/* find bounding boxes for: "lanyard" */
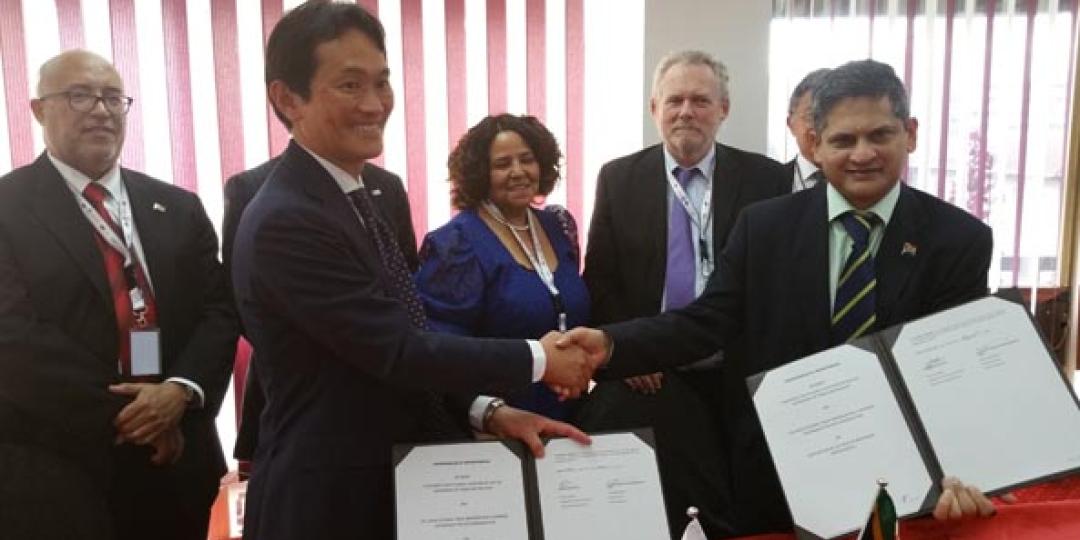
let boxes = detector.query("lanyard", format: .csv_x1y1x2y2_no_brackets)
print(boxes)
482,201,567,332
73,188,152,315
667,171,714,278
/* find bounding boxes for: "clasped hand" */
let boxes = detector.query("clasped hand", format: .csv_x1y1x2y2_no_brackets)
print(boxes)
538,328,612,399
110,382,189,465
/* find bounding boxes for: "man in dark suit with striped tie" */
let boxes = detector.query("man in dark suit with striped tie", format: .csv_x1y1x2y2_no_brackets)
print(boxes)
561,59,999,537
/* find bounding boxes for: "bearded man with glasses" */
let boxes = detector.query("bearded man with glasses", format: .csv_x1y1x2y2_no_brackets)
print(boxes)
0,49,237,540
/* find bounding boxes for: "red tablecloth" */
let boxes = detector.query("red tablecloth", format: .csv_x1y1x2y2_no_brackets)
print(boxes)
734,476,1080,540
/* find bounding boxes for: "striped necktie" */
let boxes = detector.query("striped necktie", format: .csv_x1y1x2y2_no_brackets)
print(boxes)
831,211,879,344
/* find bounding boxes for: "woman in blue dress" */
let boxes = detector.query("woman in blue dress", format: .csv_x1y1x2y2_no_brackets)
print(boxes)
415,114,589,421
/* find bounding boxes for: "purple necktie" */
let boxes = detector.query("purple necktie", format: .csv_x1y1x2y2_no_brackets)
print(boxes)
664,166,698,311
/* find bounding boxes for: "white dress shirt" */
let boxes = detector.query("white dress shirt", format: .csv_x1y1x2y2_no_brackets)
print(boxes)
661,145,717,309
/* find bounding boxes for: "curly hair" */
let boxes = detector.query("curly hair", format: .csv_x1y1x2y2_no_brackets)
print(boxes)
447,114,563,210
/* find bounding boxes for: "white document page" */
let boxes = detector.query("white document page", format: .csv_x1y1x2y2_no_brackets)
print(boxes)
534,433,668,540
892,296,1080,490
753,345,932,539
395,441,529,540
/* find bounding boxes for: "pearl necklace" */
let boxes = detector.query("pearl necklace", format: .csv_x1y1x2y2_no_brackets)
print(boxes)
482,201,530,231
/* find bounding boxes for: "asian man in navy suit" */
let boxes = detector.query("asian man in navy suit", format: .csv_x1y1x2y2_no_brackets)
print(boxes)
231,3,597,539
562,59,1001,537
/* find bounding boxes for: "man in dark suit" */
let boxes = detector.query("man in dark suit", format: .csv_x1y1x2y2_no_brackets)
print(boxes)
0,50,237,539
784,68,831,193
579,50,788,538
222,157,417,463
564,59,998,537
233,4,595,539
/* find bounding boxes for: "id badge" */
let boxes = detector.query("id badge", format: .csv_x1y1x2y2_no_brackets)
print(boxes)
129,328,162,377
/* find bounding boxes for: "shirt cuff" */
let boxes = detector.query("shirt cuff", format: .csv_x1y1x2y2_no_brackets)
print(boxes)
469,396,498,431
526,339,546,383
165,377,205,409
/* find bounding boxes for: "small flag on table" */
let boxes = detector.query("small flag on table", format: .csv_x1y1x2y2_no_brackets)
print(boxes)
681,506,707,540
858,480,898,540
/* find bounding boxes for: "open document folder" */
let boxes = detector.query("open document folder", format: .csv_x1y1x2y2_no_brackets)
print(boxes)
748,296,1080,540
393,430,668,540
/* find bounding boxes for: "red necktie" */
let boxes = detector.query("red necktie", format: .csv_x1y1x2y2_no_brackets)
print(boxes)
82,182,158,375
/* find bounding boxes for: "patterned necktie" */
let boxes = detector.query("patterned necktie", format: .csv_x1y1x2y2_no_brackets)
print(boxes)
831,211,878,344
348,187,461,438
83,182,158,375
664,166,698,311
348,187,427,329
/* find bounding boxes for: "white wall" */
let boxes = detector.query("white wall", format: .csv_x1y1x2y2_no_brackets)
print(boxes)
642,0,773,154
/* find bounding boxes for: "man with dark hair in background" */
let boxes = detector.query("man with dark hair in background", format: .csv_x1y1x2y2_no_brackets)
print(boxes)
785,68,831,192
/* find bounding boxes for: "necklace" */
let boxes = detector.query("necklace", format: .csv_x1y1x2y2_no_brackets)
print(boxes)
482,201,530,231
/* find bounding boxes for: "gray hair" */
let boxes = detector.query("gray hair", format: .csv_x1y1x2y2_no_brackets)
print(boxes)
812,59,909,133
651,50,729,102
787,68,830,117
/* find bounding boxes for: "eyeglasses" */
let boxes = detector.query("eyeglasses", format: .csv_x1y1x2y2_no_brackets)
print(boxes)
38,90,134,115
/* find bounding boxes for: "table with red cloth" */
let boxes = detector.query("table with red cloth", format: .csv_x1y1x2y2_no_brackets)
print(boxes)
732,475,1080,540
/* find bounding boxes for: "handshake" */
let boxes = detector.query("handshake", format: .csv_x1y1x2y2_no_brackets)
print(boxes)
538,327,612,399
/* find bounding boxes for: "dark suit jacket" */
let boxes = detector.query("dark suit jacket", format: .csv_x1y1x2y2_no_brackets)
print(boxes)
222,156,418,461
783,158,797,193
602,182,993,536
579,142,788,538
584,143,790,323
0,154,237,533
233,141,534,540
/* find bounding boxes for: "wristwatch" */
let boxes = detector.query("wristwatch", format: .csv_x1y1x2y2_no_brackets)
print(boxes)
481,397,507,433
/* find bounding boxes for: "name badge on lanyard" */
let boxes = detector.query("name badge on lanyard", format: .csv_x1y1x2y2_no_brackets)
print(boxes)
483,201,567,332
667,172,714,278
130,329,162,377
74,187,161,377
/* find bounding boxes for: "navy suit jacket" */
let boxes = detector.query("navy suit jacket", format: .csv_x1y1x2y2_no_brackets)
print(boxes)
233,142,533,539
222,156,419,461
602,182,993,535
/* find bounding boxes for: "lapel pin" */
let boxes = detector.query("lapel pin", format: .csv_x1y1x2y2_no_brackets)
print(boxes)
370,188,382,196
901,242,917,257
152,202,167,213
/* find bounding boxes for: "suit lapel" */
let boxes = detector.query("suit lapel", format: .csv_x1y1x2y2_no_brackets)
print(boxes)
710,143,744,248
875,185,925,326
124,172,173,316
792,185,832,352
284,142,380,261
635,146,670,307
29,156,111,303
